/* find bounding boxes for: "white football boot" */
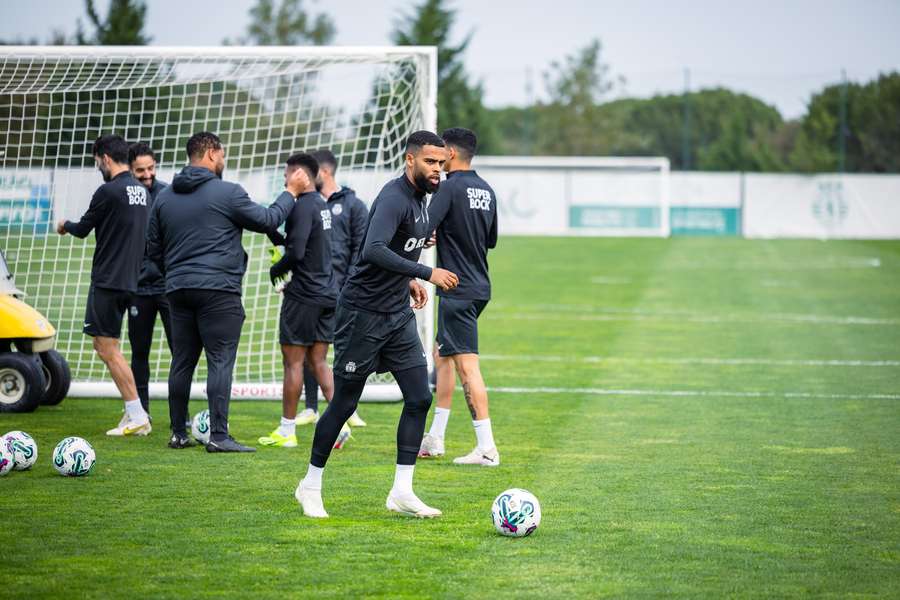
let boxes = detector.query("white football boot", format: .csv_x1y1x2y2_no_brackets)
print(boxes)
295,481,328,518
106,412,152,436
417,433,445,458
452,446,500,467
386,489,442,518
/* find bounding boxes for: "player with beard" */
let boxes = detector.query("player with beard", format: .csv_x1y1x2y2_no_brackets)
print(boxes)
127,142,174,421
56,134,151,436
295,131,459,518
147,131,308,452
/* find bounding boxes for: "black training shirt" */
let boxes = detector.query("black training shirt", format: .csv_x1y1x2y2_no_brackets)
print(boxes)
427,169,498,300
136,178,169,295
325,187,368,290
272,191,338,307
340,175,433,313
64,170,149,292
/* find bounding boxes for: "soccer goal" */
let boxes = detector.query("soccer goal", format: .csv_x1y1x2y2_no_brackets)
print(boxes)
0,45,437,401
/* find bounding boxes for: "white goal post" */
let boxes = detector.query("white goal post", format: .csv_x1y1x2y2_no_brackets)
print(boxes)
0,45,438,401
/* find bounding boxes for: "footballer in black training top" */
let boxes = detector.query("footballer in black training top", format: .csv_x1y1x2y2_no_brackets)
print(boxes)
57,134,151,437
419,127,500,467
295,130,459,519
260,153,340,449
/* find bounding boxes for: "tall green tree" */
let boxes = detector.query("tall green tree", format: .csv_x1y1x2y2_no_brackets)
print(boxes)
76,0,150,45
391,0,498,153
790,72,900,173
228,0,335,46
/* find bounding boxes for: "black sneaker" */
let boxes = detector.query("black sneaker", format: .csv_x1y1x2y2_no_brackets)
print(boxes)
168,432,195,449
206,436,256,453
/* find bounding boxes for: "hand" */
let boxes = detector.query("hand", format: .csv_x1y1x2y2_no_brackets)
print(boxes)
409,280,427,309
269,264,283,288
423,233,436,249
428,267,458,291
56,220,67,235
285,168,310,197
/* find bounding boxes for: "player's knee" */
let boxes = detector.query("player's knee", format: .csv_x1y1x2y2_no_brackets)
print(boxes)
92,337,117,362
453,355,480,380
403,390,432,415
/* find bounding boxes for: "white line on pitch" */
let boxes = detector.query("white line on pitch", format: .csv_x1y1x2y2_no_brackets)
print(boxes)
480,354,900,367
486,386,900,401
491,310,899,326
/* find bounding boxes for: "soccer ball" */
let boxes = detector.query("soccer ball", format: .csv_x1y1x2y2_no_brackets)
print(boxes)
52,437,96,477
4,430,37,470
0,439,14,476
191,409,210,445
491,488,541,537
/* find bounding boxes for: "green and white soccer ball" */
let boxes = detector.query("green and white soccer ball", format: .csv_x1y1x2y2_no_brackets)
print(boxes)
191,409,210,445
4,430,37,470
52,437,95,477
491,488,541,537
0,438,14,476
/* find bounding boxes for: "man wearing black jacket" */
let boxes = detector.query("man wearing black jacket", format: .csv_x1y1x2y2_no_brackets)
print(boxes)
127,142,172,419
294,149,369,427
57,134,151,437
295,131,459,519
147,132,308,452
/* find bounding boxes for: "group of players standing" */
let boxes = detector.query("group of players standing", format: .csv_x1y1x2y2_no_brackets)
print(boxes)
59,127,498,518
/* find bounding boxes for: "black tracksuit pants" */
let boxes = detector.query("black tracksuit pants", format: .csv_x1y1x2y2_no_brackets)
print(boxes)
127,293,173,415
167,289,244,440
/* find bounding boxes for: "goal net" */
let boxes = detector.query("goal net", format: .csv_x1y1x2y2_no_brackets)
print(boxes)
0,46,437,401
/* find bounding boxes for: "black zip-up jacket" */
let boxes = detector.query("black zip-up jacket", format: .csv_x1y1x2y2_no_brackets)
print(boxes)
340,175,433,314
147,166,294,295
64,170,149,292
136,178,169,296
325,186,368,290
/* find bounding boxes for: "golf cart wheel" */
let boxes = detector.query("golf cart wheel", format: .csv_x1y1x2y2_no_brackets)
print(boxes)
0,352,46,413
40,350,71,406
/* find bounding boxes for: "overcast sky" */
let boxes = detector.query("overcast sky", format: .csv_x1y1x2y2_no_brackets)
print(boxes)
2,0,899,119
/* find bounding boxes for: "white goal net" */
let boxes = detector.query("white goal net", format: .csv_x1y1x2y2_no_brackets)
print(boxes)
0,46,437,401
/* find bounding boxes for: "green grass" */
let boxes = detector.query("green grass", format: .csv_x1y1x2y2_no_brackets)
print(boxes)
2,237,899,598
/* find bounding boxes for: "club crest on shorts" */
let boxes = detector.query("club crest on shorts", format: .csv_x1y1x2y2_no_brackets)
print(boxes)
344,361,357,373
130,306,139,317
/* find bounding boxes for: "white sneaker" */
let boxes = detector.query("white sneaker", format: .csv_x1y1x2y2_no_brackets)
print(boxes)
296,408,319,425
452,446,500,467
333,423,352,449
418,433,445,458
295,481,328,518
347,410,367,427
386,489,442,518
106,412,152,436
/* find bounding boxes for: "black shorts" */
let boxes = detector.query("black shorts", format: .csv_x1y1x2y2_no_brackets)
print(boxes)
436,297,488,357
332,303,427,381
83,285,133,338
279,296,335,346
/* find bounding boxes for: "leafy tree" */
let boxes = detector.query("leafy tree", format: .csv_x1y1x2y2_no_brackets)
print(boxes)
76,0,151,45
790,72,900,173
227,0,335,46
391,0,498,153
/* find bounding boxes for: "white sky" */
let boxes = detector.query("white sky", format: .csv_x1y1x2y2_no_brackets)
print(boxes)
2,0,899,119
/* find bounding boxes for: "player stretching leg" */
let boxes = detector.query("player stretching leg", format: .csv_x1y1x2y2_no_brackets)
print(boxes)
295,131,458,518
419,128,500,466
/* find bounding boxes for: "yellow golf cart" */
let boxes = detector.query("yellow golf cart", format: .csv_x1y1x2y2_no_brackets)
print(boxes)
0,249,70,412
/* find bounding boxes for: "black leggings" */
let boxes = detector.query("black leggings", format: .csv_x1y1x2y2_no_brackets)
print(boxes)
303,363,318,411
310,366,431,468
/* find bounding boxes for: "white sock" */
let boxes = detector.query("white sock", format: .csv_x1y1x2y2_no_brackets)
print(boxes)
124,399,145,420
392,464,415,494
302,464,324,490
429,407,450,438
277,417,296,437
473,418,495,450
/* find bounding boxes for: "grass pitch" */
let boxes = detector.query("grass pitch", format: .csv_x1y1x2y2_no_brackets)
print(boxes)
1,237,899,598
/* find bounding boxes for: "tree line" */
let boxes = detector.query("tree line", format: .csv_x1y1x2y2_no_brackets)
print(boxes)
3,0,897,173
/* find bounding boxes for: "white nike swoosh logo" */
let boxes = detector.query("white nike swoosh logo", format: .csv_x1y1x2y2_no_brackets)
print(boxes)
415,216,421,222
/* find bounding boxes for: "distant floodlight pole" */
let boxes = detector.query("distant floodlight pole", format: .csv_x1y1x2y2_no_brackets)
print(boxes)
838,68,848,173
682,67,691,171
